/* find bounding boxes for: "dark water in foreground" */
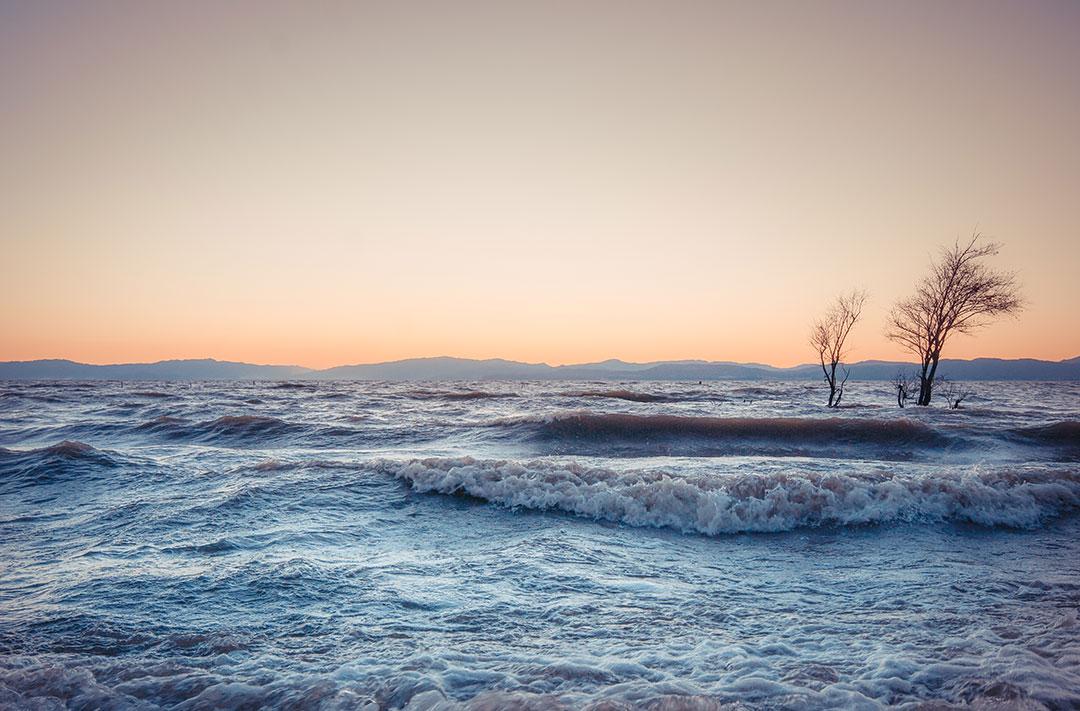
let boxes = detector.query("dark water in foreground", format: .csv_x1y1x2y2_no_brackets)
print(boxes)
1,380,1079,709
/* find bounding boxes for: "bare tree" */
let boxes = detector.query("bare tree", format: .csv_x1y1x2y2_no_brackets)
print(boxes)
936,377,973,409
892,369,918,408
886,233,1022,406
810,290,867,408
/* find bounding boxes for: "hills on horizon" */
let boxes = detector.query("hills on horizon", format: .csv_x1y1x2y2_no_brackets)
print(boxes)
2,355,1079,381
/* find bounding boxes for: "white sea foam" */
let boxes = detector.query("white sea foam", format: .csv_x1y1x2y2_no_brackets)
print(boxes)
386,457,1080,533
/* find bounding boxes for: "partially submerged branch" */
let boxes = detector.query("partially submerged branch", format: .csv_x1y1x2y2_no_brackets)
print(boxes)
892,369,918,408
936,376,974,410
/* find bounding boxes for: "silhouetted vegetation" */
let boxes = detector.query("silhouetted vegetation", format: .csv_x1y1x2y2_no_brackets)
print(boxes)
886,233,1022,406
810,290,867,407
936,377,973,409
892,370,918,408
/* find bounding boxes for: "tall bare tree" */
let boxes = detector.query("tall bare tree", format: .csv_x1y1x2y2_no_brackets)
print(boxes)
810,290,867,407
886,233,1022,406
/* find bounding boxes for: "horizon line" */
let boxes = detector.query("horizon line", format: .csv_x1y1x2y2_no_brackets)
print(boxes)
5,353,1078,372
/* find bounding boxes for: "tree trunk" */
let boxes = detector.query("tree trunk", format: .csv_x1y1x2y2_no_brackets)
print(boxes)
916,361,930,406
918,356,940,406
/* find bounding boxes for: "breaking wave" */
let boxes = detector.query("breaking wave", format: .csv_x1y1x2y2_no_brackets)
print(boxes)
386,457,1080,534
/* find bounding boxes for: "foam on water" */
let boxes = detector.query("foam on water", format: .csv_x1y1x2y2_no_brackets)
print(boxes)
388,457,1080,533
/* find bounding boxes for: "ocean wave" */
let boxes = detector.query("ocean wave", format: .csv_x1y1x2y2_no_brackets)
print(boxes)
1013,420,1080,446
507,413,947,443
406,389,519,401
0,440,119,465
197,415,297,443
729,386,776,397
445,392,518,401
386,457,1080,533
0,441,122,487
130,414,300,446
571,389,671,403
493,413,955,459
135,415,189,433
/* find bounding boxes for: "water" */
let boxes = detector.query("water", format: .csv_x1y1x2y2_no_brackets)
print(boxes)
1,379,1078,709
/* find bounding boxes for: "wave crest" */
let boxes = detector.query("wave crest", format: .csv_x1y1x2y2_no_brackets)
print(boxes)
133,414,296,443
1015,421,1080,446
0,440,117,463
571,390,671,403
0,441,122,487
535,413,945,442
386,457,1080,534
201,415,292,438
491,413,955,459
406,389,518,401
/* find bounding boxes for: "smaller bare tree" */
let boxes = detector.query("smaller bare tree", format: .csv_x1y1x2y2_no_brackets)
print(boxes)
936,376,973,409
810,290,868,408
892,370,918,408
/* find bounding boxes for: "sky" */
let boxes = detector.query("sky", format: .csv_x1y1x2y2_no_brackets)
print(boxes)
2,0,1078,369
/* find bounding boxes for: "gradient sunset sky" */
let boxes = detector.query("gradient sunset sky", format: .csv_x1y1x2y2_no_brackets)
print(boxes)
2,1,1078,368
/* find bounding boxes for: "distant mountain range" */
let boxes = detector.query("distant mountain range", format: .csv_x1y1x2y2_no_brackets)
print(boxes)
2,356,1078,381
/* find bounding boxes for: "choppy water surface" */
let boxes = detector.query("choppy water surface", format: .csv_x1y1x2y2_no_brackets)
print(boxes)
1,379,1079,709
